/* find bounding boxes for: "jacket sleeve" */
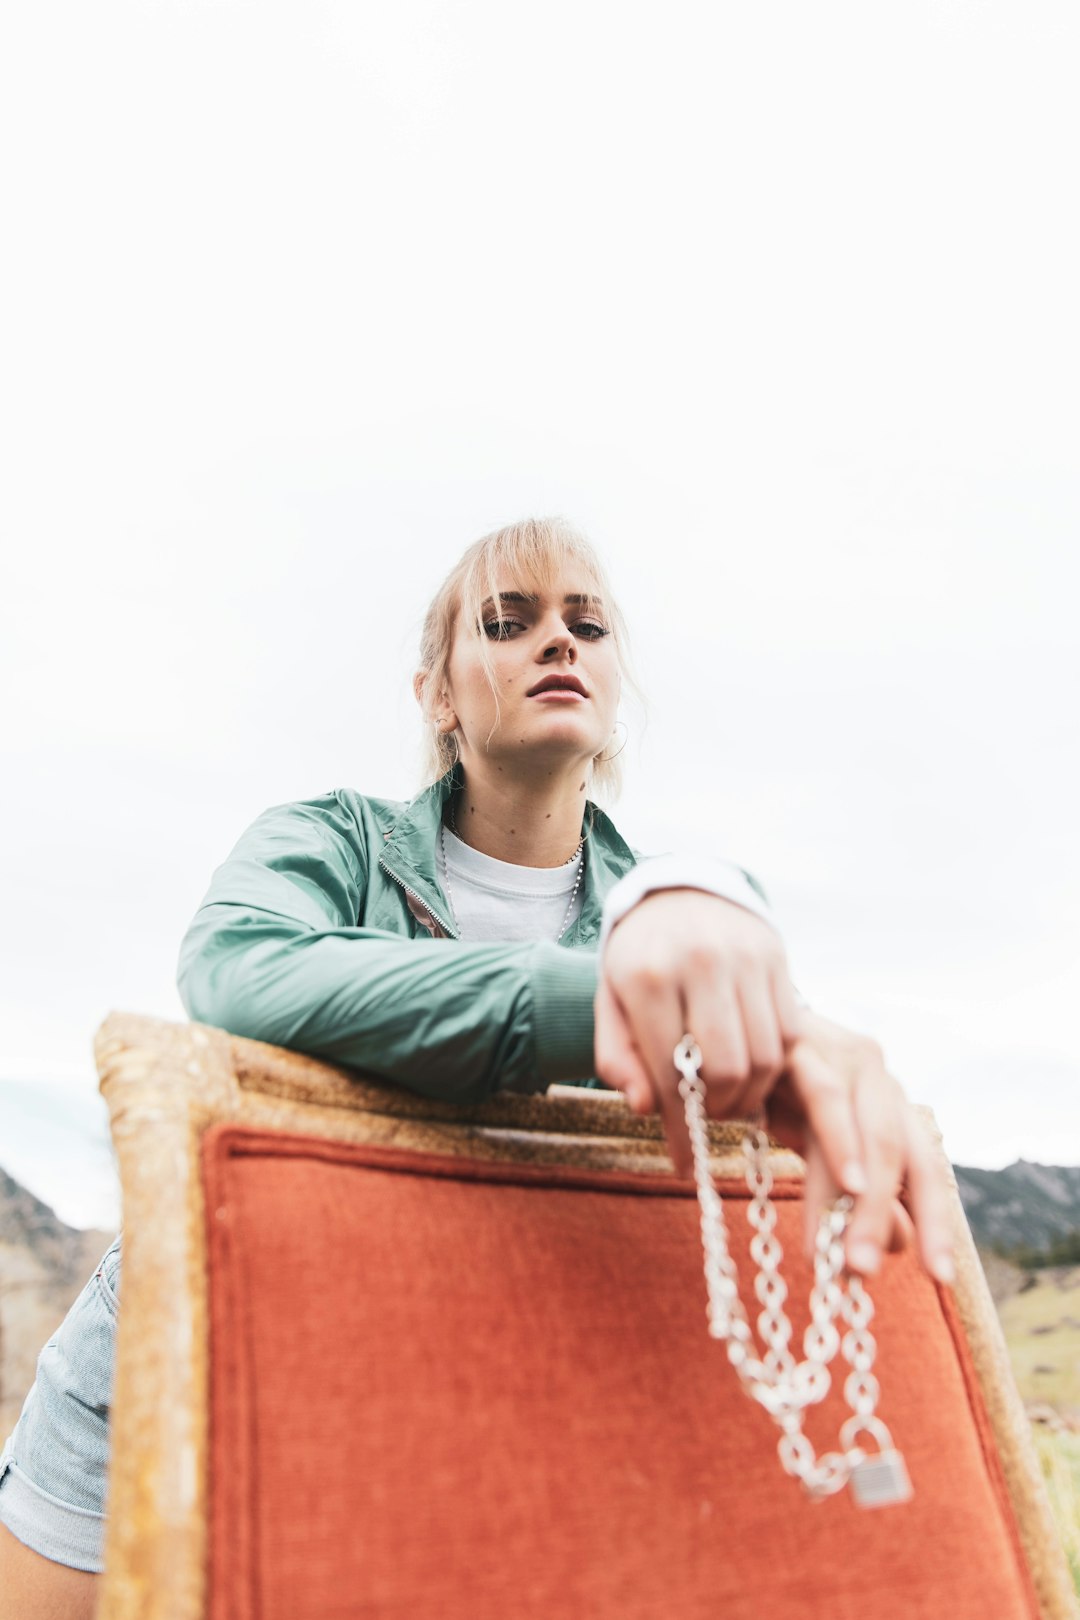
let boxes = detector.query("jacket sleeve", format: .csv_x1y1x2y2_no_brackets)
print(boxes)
175,795,597,1105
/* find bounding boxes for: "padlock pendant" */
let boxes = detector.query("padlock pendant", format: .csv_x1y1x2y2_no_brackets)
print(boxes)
849,1447,913,1508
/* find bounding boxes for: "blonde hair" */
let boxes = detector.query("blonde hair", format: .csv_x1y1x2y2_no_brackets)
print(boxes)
414,516,639,803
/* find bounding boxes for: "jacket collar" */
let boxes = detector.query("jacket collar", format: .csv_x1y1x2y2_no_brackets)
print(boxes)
378,764,638,945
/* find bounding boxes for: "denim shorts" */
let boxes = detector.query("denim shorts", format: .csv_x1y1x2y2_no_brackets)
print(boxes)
0,1233,119,1573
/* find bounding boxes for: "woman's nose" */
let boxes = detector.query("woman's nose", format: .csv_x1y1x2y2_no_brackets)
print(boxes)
542,629,576,661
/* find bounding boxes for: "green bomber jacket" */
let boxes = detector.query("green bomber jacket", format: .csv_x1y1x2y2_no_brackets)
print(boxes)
176,764,766,1104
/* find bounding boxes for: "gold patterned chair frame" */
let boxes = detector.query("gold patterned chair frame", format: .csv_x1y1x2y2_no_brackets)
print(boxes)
92,1011,1078,1620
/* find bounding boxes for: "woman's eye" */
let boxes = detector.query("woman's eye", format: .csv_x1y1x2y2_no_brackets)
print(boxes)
482,618,526,640
573,621,610,641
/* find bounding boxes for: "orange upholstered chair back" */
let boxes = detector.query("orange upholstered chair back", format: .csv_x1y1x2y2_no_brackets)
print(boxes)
93,1014,1076,1620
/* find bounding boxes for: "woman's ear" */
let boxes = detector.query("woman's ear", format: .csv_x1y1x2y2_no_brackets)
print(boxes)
434,698,459,735
418,673,458,736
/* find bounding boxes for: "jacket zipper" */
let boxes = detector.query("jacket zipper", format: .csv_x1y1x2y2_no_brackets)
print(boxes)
378,856,460,941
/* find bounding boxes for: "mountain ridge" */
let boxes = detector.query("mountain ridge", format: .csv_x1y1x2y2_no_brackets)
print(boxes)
952,1159,1080,1254
0,1164,116,1437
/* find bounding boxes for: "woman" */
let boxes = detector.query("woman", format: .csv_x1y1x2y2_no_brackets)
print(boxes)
0,515,954,1610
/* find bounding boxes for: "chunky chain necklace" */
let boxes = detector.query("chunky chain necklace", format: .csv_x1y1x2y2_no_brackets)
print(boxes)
674,1034,912,1508
440,801,585,943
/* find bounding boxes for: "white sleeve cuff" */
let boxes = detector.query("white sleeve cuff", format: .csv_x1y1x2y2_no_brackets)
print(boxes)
598,855,779,957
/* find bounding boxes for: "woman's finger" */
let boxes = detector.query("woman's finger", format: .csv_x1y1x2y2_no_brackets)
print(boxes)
900,1108,957,1285
771,959,807,1048
682,963,785,1124
683,971,751,1094
614,975,694,1174
734,969,785,1078
680,990,756,1140
781,1041,867,1199
844,1051,907,1276
718,972,784,1119
802,1136,835,1261
593,976,656,1114
799,1147,919,1264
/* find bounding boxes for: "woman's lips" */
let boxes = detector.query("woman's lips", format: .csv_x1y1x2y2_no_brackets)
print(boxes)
528,690,587,700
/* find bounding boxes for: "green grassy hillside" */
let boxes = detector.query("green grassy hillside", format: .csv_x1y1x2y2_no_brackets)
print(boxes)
1032,1427,1080,1597
988,1259,1080,1597
997,1265,1080,1416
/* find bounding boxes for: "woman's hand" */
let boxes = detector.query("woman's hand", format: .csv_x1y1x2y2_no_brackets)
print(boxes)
594,888,803,1170
765,1011,955,1285
593,891,956,1287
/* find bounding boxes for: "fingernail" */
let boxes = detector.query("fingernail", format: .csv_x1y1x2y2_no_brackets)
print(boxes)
848,1240,880,1275
932,1252,956,1285
841,1160,868,1195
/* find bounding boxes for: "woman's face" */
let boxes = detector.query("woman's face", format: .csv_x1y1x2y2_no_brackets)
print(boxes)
440,571,621,776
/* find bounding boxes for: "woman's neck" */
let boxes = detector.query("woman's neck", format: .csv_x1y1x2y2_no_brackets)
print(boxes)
449,760,589,867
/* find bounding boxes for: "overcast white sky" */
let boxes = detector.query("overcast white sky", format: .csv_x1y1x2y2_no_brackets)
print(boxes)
2,0,1078,1228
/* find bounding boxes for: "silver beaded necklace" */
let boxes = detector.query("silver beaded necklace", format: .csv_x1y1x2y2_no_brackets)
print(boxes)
440,800,586,942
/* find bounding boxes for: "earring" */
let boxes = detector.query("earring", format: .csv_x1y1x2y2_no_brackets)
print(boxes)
596,720,628,764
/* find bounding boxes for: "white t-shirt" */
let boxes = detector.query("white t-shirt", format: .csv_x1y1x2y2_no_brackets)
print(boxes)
437,824,585,941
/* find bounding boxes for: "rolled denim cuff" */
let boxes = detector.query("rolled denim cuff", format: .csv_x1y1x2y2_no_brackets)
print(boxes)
0,1438,107,1574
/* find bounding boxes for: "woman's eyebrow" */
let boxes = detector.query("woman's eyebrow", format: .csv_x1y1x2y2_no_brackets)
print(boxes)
480,592,534,611
480,592,602,610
